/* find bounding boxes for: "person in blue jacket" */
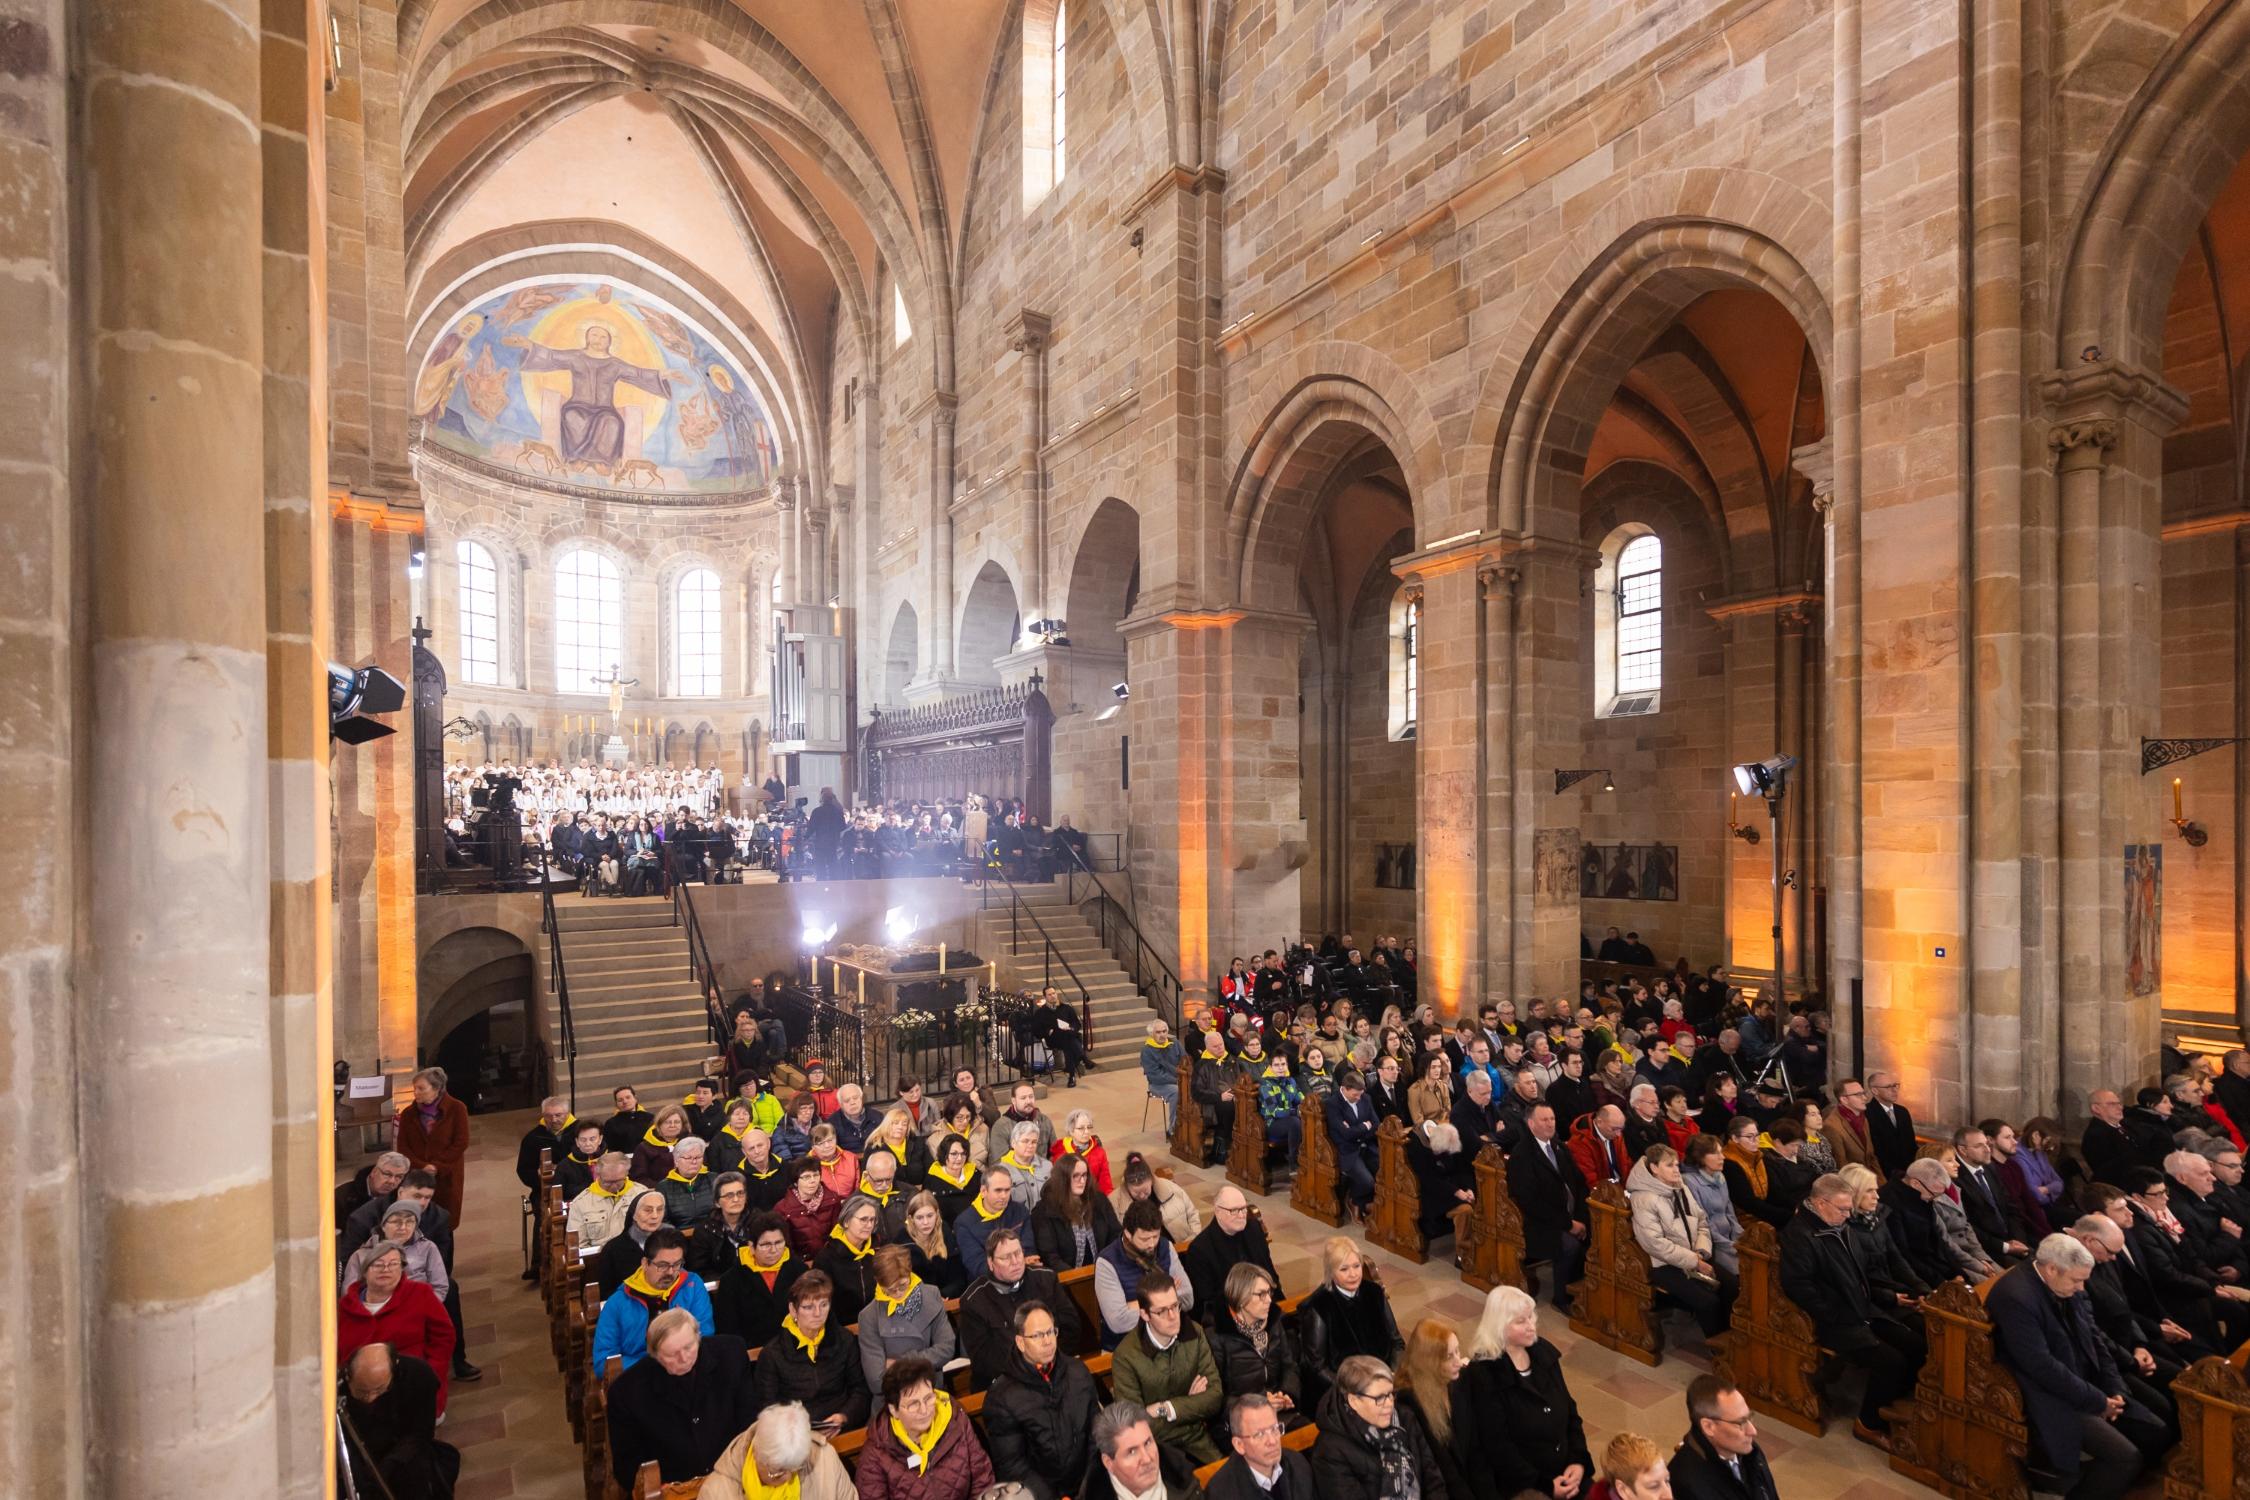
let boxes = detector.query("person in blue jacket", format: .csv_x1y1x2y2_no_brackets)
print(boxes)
591,1227,715,1374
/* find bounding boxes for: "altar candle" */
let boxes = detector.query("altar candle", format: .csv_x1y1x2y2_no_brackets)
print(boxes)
939,942,947,975
858,969,866,1006
2174,777,2184,822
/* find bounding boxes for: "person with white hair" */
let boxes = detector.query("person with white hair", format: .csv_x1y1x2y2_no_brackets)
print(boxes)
1457,1285,1591,1499
1987,1233,2169,1500
998,1120,1054,1209
1407,1118,1478,1241
697,1400,857,1500
607,1307,756,1489
2068,1213,2189,1392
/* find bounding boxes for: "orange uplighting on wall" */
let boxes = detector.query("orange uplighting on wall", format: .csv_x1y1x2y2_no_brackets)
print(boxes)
1424,866,1468,1017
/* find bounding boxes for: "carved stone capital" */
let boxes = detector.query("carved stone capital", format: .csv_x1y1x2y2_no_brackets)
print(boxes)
1009,309,1052,358
1478,563,1519,599
2046,420,2119,472
1790,437,1834,501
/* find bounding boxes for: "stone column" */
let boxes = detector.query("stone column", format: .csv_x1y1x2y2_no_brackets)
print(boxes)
2052,417,2113,1104
1009,311,1053,623
806,506,831,602
777,476,800,603
84,0,281,1489
1777,607,1810,986
927,394,960,679
1480,564,1520,1001
1513,542,1590,1001
1398,538,1489,1018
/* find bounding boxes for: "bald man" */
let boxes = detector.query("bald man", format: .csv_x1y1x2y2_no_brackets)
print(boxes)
1180,1187,1281,1325
341,1343,456,1500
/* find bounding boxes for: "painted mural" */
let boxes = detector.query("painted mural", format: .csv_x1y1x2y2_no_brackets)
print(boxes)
2125,843,2162,998
413,279,779,494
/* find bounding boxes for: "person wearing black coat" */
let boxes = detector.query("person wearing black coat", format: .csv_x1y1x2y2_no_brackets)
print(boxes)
1456,1329,1590,1500
1209,1283,1309,1431
1777,1188,1926,1437
1299,1246,1403,1403
2083,1091,2173,1186
1407,1128,1478,1241
515,1102,577,1192
1666,1380,1780,1500
1308,1372,1449,1500
1203,1424,1313,1500
1181,1196,1282,1325
1864,1074,1920,1180
750,1274,870,1434
711,1216,805,1347
1029,1183,1123,1272
982,1305,1102,1500
959,1260,1083,1386
340,1346,458,1500
602,1089,655,1155
1505,1103,1591,1311
1877,1178,1957,1292
607,1323,758,1488
1987,1249,2169,1500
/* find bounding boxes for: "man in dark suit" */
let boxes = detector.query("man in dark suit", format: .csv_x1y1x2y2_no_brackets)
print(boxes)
1449,1068,1505,1155
2083,1091,2171,1187
1203,1394,1313,1500
1986,1236,2168,1500
1777,1174,1925,1446
1667,1375,1779,1500
2067,1213,2188,1390
1864,1072,1919,1180
1327,1070,1380,1219
2087,1181,2220,1361
1366,1054,1410,1124
1506,1102,1590,1313
1953,1125,2032,1263
2216,1050,2250,1138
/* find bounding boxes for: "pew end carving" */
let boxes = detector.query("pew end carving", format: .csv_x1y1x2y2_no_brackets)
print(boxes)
2165,1348,2250,1500
1568,1180,1662,1366
1227,1073,1273,1196
1714,1219,1826,1434
1886,1278,2030,1500
1457,1144,1528,1292
1367,1117,1429,1264
1171,1057,1207,1168
1291,1090,1345,1227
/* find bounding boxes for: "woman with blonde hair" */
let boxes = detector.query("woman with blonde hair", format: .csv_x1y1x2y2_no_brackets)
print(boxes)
900,1188,966,1297
867,1106,930,1177
1300,1237,1402,1396
1459,1285,1590,1500
1588,1433,1671,1500
1393,1317,1472,1499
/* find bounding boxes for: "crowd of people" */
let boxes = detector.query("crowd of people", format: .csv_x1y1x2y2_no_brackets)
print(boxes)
742,786,1094,885
445,759,731,821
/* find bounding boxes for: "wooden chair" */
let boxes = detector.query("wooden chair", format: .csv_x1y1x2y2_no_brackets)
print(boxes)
1171,1057,1207,1167
1712,1218,1826,1434
1227,1074,1274,1196
1456,1145,1529,1293
2166,1342,2250,1500
1885,1279,2031,1500
1566,1181,1662,1366
1291,1090,1344,1227
1366,1118,1428,1264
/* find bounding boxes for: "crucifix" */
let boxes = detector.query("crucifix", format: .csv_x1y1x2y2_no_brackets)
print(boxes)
592,663,639,763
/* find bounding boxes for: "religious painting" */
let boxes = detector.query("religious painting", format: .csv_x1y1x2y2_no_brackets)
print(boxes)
1533,828,1580,906
412,278,781,495
1374,842,1416,890
1640,843,1679,902
1601,843,1641,900
1580,841,1605,898
2124,843,2162,997
1579,843,1679,902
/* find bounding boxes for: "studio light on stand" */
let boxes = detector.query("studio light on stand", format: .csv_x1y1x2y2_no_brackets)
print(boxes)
1096,681,1128,723
1730,754,1798,1078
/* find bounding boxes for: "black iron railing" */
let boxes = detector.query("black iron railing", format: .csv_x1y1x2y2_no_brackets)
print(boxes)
979,864,1097,1057
673,881,730,1050
537,846,578,1109
1059,840,1182,1034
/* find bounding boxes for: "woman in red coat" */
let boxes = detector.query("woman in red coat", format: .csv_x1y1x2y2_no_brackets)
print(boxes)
337,1243,457,1412
854,1357,993,1500
395,1066,471,1226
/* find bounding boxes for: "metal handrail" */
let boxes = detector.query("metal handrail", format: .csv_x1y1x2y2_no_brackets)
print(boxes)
537,846,578,1109
673,881,729,1049
1058,839,1183,1033
979,864,1097,1052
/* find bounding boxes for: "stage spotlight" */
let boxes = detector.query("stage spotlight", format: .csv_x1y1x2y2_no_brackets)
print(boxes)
1096,681,1129,723
328,661,406,745
1730,754,1798,798
800,918,838,950
883,907,918,944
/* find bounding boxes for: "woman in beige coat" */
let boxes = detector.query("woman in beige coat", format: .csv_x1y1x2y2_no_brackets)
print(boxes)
1624,1146,1735,1338
699,1402,856,1500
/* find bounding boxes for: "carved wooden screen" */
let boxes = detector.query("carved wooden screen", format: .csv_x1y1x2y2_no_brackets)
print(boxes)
859,679,1055,819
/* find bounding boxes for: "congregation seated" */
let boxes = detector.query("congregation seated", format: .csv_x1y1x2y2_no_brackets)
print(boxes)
557,1121,608,1201
922,1130,981,1227
1182,1187,1282,1322
698,1401,857,1500
751,1270,870,1436
567,1151,640,1247
989,1079,1059,1165
1407,1053,1454,1132
870,1104,933,1181
339,1343,458,1500
1758,1120,1820,1220
778,1158,846,1260
901,1190,970,1298
814,1194,883,1311
826,1083,878,1156
1776,1172,1925,1448
959,1228,1082,1385
1110,1271,1223,1464
1952,1124,2033,1263
339,1243,456,1415
602,1085,656,1155
1625,1145,1735,1339
1879,1157,1971,1287
1202,1393,1312,1500
1309,1353,1448,1500
2121,1164,2250,1345
1987,1234,2171,1500
688,1172,760,1274
1084,1401,1202,1500
1298,1238,1402,1397
607,1308,757,1489
806,1124,862,1200
592,1227,715,1374
1114,1151,1202,1241
1680,1134,1743,1276
1507,1101,1592,1312
1456,1285,1590,1499
1032,1149,1122,1270
1140,1020,1185,1135
1667,1376,1779,1500
1589,1431,1675,1500
956,1166,1033,1281
773,1095,818,1158
1208,1265,1309,1433
984,1301,1101,1500
1326,1069,1381,1218
857,1244,958,1395
1096,1199,1194,1349
629,1103,691,1186
594,1188,673,1296
998,1120,1056,1209
713,1212,804,1346
344,1199,450,1303
853,1355,996,1500
929,1098,990,1172
1406,1121,1478,1239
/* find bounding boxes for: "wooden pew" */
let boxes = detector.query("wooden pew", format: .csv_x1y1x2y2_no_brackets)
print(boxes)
1712,1218,1826,1434
1566,1180,1662,1366
624,1460,698,1499
586,1353,622,1500
1059,1264,1103,1355
1886,1279,2030,1500
1171,1057,1207,1167
1227,1073,1273,1196
2166,1343,2250,1500
1366,1118,1428,1264
1456,1145,1529,1293
1291,1090,1344,1227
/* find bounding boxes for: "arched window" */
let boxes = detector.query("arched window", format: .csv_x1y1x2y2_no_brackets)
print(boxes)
456,538,499,686
554,548,623,695
676,567,721,696
1595,527,1662,716
1052,0,1069,181
1388,589,1421,742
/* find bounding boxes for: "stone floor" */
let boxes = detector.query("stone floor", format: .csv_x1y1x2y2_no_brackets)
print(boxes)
398,1057,1937,1500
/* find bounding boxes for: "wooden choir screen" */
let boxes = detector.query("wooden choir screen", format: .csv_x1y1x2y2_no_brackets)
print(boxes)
860,677,1055,819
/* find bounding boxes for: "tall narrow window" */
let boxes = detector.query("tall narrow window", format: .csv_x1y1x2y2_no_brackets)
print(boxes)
894,283,912,347
554,548,623,694
676,568,721,696
1615,534,1662,693
457,538,499,686
1052,0,1069,182
1388,589,1421,742
1401,597,1420,735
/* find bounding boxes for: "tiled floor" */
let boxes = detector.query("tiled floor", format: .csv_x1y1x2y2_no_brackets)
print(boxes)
401,1061,1936,1499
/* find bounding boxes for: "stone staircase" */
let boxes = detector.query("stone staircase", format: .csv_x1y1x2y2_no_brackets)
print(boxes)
981,880,1162,1069
549,894,713,1108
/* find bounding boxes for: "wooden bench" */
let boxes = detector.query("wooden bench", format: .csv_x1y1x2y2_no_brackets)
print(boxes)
1886,1279,2030,1500
1290,1090,1344,1227
2166,1342,2250,1500
586,1353,622,1500
1059,1264,1103,1355
1456,1145,1530,1293
1171,1056,1207,1167
1712,1218,1826,1434
1366,1118,1428,1264
1566,1180,1662,1366
1228,1073,1275,1196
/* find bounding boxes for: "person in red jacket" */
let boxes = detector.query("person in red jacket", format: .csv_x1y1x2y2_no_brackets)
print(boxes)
854,1356,995,1500
776,1158,844,1260
338,1243,457,1413
395,1066,470,1227
1569,1105,1633,1188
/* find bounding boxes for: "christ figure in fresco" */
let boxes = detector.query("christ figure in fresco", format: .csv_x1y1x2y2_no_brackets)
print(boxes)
501,324,678,476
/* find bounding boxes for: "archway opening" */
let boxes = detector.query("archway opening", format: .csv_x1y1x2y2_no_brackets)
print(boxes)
418,927,537,1110
1058,498,1141,834
957,560,1022,686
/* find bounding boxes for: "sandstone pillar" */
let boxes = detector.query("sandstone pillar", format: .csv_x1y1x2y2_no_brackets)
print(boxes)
1398,538,1488,1016
84,0,281,1488
1009,311,1053,623
1480,564,1520,1002
926,395,960,678
778,477,801,602
1513,542,1589,1002
1777,607,1810,984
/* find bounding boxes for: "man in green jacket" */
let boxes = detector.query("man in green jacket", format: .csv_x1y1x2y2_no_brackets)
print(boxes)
1109,1272,1222,1463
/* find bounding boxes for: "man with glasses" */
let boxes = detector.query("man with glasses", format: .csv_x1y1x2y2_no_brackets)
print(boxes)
1182,1187,1281,1327
1863,1072,1919,1180
1666,1376,1779,1500
1827,1078,1881,1178
1778,1175,1925,1450
985,1303,1101,1500
1204,1394,1311,1500
590,1227,714,1374
1109,1274,1221,1463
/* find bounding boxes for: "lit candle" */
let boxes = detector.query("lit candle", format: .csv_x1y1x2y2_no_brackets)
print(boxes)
2174,777,2184,822
858,969,866,1006
939,942,947,975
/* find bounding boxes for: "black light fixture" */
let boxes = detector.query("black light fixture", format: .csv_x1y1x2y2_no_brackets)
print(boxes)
1730,754,1797,798
1096,681,1128,723
329,661,407,744
1553,768,1613,794
1731,752,1798,1077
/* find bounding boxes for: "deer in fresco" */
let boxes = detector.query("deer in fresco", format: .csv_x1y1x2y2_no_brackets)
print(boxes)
514,440,565,476
613,458,666,489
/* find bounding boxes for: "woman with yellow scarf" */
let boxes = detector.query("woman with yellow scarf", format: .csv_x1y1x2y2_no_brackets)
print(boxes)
850,1356,994,1500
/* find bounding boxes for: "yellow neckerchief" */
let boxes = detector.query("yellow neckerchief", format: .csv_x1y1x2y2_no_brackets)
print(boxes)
1002,1149,1037,1171
860,1179,897,1204
741,1453,802,1500
1144,1036,1175,1049
828,1225,873,1259
971,1194,1008,1223
929,1160,976,1189
739,1244,792,1275
890,1390,954,1471
781,1312,825,1355
586,1178,630,1199
548,1114,577,1135
872,1274,924,1315
642,1125,676,1150
744,1160,779,1180
566,1150,597,1167
722,1121,750,1142
622,1267,684,1306
666,1167,707,1185
1058,1136,1093,1157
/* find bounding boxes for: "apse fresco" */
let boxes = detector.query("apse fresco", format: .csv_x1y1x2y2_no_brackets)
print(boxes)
413,279,780,494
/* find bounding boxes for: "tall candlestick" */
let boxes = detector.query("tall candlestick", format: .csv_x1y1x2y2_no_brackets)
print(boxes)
2174,777,2184,822
938,942,947,975
857,969,866,1007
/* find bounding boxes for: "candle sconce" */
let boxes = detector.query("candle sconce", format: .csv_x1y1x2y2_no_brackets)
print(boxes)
2171,777,2209,847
